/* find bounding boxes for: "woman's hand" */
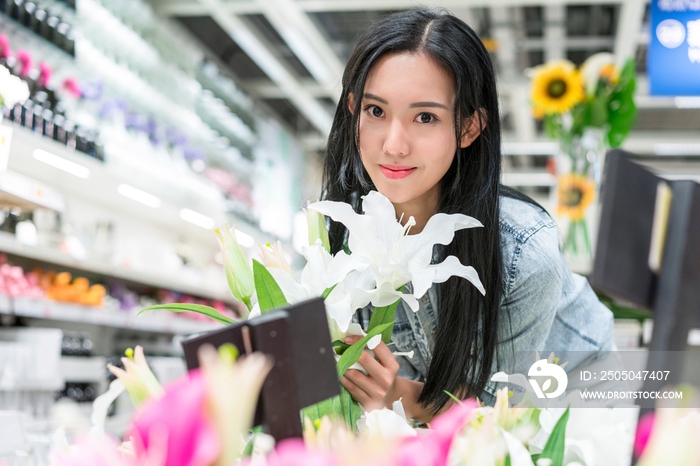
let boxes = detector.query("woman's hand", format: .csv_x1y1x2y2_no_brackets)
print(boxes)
340,335,400,412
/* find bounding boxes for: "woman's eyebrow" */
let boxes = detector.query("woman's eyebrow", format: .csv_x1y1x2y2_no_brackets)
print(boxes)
362,93,448,110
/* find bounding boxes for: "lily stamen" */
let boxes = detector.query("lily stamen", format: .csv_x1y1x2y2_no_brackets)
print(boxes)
402,216,417,236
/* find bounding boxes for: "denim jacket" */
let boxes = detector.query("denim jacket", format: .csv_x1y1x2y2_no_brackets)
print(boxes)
377,195,614,405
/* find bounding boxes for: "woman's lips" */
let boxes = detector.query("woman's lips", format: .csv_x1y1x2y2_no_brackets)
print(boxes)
379,164,417,180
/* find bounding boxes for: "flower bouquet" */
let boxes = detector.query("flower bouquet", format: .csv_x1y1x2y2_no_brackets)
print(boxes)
138,190,485,431
530,53,637,263
54,345,661,466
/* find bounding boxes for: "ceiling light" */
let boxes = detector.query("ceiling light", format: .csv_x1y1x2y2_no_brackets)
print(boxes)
235,229,255,248
33,149,90,178
117,183,161,208
180,208,215,230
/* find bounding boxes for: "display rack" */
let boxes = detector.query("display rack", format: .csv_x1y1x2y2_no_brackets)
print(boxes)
0,230,233,303
1,295,222,335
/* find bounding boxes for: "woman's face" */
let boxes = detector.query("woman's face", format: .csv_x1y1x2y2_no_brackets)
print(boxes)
351,52,473,216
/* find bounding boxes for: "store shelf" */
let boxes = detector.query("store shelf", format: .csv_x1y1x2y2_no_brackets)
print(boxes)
4,123,227,234
6,296,223,335
59,356,106,383
0,230,232,302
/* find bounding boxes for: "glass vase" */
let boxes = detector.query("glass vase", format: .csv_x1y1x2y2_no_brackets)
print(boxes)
552,127,606,273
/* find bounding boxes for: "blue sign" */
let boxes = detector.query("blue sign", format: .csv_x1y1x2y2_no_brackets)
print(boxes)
649,0,700,95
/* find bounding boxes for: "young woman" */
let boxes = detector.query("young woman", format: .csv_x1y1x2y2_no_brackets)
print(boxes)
321,9,613,421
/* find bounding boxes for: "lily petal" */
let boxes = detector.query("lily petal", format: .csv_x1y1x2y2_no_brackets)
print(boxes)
307,200,381,257
324,291,353,332
215,224,254,303
91,379,125,434
351,281,419,312
403,213,483,269
305,207,331,253
361,191,404,248
325,250,370,288
267,267,309,304
501,428,536,466
412,256,485,298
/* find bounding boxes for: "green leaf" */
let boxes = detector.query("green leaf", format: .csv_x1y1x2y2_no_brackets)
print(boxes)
607,59,637,148
301,386,362,432
242,426,263,458
321,284,337,300
538,407,570,466
367,298,402,344
340,385,363,431
137,303,236,325
332,340,350,355
588,87,609,128
544,114,563,140
443,390,463,404
336,322,392,377
252,260,288,313
301,396,338,426
505,455,511,466
597,292,651,323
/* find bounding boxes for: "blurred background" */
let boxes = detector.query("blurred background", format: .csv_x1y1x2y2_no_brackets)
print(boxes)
0,0,698,462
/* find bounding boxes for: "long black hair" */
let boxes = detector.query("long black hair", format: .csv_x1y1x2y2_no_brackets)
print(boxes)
321,9,513,414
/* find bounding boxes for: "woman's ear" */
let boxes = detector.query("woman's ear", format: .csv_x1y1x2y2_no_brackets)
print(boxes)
459,109,487,148
347,92,355,115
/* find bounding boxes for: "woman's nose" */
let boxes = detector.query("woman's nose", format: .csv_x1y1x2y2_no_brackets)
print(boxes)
382,119,410,156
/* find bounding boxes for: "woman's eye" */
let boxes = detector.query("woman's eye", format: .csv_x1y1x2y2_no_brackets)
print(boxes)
366,105,383,118
416,113,436,123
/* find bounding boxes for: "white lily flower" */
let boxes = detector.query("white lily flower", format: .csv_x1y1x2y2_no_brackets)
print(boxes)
492,363,637,466
357,398,416,439
215,223,254,309
305,207,331,253
308,191,485,313
259,241,293,276
267,243,373,331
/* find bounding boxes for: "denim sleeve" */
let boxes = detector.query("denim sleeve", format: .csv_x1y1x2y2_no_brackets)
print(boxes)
481,219,564,404
499,220,564,353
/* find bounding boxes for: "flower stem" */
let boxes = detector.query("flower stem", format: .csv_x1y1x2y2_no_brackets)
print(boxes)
581,219,592,256
243,296,253,312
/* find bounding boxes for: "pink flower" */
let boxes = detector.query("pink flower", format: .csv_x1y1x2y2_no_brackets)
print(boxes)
129,370,220,466
38,62,52,88
16,50,32,78
62,77,82,98
0,34,11,59
633,412,654,458
395,399,478,466
265,439,338,466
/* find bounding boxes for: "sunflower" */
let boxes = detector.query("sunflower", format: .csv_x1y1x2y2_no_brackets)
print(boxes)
531,61,584,115
556,173,596,221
